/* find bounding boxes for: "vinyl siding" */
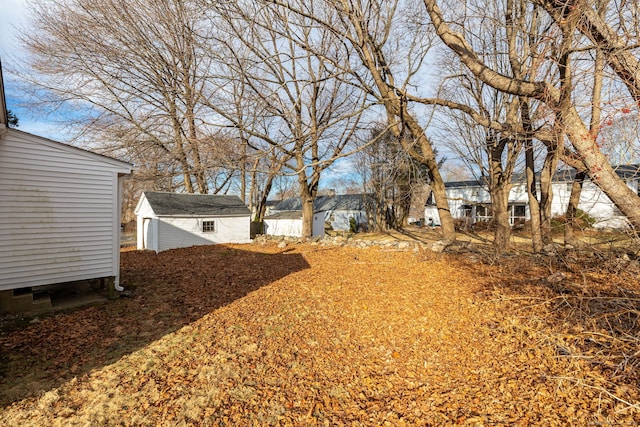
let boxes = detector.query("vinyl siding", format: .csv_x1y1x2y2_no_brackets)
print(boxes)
157,216,251,252
265,218,303,237
0,130,131,291
439,178,636,228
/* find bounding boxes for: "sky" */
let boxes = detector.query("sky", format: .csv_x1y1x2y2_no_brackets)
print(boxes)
1,0,64,139
0,0,27,57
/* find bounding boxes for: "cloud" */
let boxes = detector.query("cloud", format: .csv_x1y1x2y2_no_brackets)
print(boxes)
0,0,29,58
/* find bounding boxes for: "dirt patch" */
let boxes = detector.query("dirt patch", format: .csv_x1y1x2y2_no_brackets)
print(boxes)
0,241,639,425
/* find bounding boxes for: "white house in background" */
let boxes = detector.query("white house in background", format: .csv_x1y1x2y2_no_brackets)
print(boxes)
0,70,133,311
264,194,372,237
425,165,640,229
135,192,251,252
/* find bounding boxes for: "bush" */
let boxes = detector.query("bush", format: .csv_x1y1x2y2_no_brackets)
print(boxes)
550,209,596,232
349,217,358,233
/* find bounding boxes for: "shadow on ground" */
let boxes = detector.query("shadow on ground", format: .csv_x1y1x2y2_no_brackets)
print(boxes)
0,244,309,407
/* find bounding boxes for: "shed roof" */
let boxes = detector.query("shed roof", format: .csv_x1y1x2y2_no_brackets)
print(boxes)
264,210,303,220
143,192,251,217
273,194,371,212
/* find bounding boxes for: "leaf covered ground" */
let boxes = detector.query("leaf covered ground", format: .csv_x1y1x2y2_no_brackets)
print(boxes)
1,240,639,426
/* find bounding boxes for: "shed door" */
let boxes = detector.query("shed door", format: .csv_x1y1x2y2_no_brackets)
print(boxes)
143,218,151,250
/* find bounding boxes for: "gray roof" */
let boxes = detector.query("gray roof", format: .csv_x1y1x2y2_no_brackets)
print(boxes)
445,164,640,188
272,194,372,212
143,192,251,217
264,210,303,220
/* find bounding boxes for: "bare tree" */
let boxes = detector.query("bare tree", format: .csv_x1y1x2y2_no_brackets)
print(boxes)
359,125,434,231
20,0,237,193
267,0,458,240
424,0,640,233
203,0,370,237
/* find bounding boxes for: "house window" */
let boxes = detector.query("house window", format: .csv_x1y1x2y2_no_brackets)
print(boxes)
475,205,491,222
509,204,527,226
202,220,216,232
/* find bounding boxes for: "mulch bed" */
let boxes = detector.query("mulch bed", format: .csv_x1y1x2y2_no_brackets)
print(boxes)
1,242,639,425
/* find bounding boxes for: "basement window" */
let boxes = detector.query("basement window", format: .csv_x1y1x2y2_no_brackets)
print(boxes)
202,220,216,233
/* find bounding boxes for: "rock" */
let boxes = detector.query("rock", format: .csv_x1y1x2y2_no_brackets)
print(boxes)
430,239,452,253
543,243,557,255
277,241,287,248
397,242,410,250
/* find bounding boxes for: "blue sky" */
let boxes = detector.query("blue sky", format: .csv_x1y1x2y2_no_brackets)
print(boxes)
1,0,65,140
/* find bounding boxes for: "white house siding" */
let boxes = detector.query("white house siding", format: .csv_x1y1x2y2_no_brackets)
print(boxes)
264,218,303,237
433,177,637,229
156,216,250,252
321,209,367,232
312,213,324,237
0,130,131,291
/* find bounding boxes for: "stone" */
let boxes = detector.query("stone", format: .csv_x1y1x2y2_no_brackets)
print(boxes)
430,239,452,253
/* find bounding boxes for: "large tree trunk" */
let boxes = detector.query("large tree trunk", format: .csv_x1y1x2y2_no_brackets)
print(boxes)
297,164,319,239
301,194,315,238
491,184,512,251
254,176,275,223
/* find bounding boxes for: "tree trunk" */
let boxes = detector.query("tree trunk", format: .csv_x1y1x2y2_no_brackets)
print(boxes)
297,161,318,239
525,139,543,252
491,184,512,251
564,170,586,246
301,195,315,238
255,174,275,223
539,148,558,244
401,114,456,240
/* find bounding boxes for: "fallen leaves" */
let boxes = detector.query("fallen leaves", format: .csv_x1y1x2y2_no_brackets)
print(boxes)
0,242,639,425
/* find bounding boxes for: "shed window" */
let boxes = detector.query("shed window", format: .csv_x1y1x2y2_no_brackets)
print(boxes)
202,220,216,232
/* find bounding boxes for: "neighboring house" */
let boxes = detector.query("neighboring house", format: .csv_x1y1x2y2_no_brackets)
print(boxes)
264,194,371,237
425,165,640,229
135,192,251,252
0,69,133,312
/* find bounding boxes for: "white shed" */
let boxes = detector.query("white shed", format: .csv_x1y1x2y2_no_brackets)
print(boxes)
0,128,133,295
264,211,304,237
135,192,251,252
266,194,372,237
314,194,370,232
